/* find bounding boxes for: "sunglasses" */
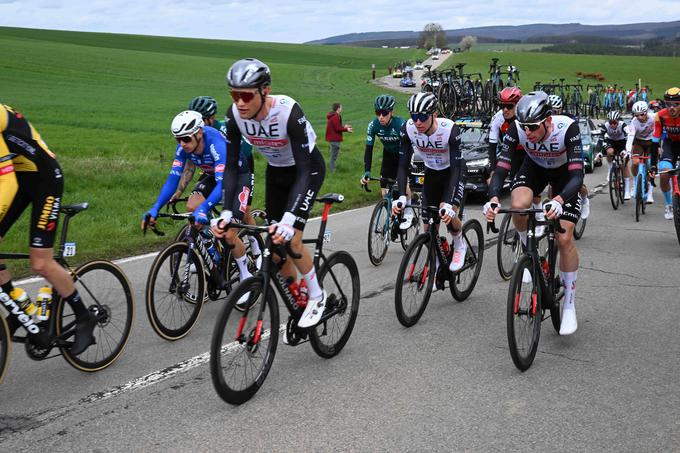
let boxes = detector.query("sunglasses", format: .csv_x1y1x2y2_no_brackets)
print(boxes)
500,103,515,110
609,121,618,125
411,113,431,123
519,121,544,132
667,102,680,108
375,109,392,117
634,113,647,117
175,135,194,144
230,90,256,103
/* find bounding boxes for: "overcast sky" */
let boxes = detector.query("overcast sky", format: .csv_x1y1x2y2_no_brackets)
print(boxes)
1,0,677,43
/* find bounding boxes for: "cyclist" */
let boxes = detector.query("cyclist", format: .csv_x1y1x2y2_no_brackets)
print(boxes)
361,94,414,230
142,111,254,294
391,92,467,272
626,100,657,203
489,87,546,234
549,94,591,220
484,91,583,335
601,110,632,199
0,104,96,355
216,58,327,330
655,88,680,220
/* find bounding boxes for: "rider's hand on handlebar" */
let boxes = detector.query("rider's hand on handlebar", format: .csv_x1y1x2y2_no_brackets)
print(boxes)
482,200,500,222
391,195,407,216
269,211,296,244
211,210,233,238
360,171,370,185
439,203,456,224
544,199,563,220
141,211,157,232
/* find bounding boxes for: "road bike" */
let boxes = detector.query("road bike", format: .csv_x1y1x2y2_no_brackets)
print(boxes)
659,164,680,246
0,203,134,384
210,193,360,404
489,208,565,371
394,196,484,327
608,152,628,210
363,177,420,266
144,212,264,341
634,155,653,222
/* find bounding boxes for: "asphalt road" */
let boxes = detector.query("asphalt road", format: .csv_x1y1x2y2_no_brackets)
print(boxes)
373,52,452,95
2,166,680,452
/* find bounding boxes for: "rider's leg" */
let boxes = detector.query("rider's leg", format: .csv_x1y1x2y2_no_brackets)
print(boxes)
510,186,534,247
556,219,579,335
185,193,205,212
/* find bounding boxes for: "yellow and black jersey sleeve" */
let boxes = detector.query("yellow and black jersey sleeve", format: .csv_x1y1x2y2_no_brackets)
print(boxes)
0,104,56,173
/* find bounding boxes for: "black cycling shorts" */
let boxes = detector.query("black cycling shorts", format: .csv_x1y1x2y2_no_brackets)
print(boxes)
380,153,399,189
191,172,217,199
604,139,626,154
421,167,465,225
225,172,253,222
0,162,64,248
511,158,581,225
661,140,680,166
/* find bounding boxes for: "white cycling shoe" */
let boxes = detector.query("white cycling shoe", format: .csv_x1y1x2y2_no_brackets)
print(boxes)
448,240,467,272
580,196,590,220
646,187,654,204
298,290,326,328
559,307,578,335
664,205,674,220
400,208,414,230
522,268,532,284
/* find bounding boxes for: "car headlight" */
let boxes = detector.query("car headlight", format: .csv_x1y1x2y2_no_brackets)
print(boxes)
466,158,489,168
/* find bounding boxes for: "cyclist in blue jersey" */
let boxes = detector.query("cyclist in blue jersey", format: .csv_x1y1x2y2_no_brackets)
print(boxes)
361,94,414,229
142,111,255,288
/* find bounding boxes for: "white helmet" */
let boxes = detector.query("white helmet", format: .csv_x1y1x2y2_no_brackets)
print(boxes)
407,92,438,114
607,110,621,121
632,101,648,115
171,110,204,137
548,94,563,110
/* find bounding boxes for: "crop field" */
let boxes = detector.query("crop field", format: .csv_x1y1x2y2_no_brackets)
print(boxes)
469,43,549,52
0,27,422,270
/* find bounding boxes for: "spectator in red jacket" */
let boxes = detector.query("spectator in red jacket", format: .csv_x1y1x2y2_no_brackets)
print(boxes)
325,102,352,172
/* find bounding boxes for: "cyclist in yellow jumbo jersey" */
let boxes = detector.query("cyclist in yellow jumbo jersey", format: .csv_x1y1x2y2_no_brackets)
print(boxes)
0,104,96,355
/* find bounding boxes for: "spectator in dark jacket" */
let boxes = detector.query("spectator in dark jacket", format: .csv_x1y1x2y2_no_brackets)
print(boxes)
325,102,352,172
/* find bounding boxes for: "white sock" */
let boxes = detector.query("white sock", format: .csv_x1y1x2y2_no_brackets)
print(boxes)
452,230,464,248
235,255,252,280
608,162,613,171
249,235,261,255
562,271,577,310
517,230,528,247
303,268,322,299
624,178,631,192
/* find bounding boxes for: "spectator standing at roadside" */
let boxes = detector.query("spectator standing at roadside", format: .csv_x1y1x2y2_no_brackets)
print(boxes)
325,102,352,172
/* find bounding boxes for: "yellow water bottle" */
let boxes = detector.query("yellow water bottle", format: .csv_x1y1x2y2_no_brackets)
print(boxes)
10,287,38,317
36,286,52,322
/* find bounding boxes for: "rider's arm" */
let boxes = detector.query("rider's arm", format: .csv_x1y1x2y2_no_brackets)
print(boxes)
364,119,376,173
488,123,518,200
557,122,585,202
196,136,227,219
625,121,636,153
286,103,315,217
0,111,18,221
221,107,242,217
149,147,185,217
396,123,414,196
173,161,196,198
652,114,663,144
444,126,464,207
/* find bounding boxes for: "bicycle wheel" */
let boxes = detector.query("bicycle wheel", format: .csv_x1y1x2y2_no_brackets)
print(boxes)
309,251,360,358
58,260,135,372
573,215,587,240
451,219,484,301
496,212,520,281
146,241,205,341
399,208,421,251
394,234,434,327
635,177,643,222
507,255,541,371
224,229,266,297
608,163,620,210
367,199,390,266
210,276,279,405
673,194,680,246
174,223,190,242
0,316,10,385
617,167,626,204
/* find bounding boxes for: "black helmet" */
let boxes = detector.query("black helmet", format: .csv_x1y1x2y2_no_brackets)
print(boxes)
516,91,552,124
407,92,437,114
226,58,271,89
188,96,218,118
374,94,395,111
664,87,680,102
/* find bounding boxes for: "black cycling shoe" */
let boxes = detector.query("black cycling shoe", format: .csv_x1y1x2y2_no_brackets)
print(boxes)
70,310,98,355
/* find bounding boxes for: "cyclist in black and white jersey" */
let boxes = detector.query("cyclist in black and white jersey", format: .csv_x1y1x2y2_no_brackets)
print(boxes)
391,92,467,271
484,91,584,335
601,110,632,198
215,58,327,330
627,101,657,203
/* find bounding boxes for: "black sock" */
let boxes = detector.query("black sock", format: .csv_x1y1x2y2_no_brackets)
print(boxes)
64,291,87,317
1,281,14,296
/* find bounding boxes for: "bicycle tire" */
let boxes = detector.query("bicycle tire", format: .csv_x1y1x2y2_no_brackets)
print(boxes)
309,251,360,358
608,163,620,210
635,177,643,222
146,241,205,341
174,223,190,242
617,167,626,204
574,215,587,240
451,219,484,301
58,260,135,372
0,316,10,385
673,194,680,247
507,254,541,371
394,233,434,327
497,212,519,281
399,208,421,251
367,198,390,266
210,276,279,405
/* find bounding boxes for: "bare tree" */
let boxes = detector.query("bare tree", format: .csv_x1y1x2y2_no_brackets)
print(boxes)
420,23,446,49
460,35,478,52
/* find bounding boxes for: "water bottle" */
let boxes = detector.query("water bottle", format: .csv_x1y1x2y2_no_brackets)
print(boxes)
286,277,299,303
440,236,450,258
298,279,309,309
200,229,221,265
36,286,53,322
10,287,39,318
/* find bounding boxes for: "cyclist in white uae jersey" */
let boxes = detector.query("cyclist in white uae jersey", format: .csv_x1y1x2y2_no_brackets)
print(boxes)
484,91,584,335
215,58,327,330
627,101,657,203
601,110,632,198
391,92,467,272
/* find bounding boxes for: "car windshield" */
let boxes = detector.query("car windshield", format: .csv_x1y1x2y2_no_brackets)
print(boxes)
459,127,488,144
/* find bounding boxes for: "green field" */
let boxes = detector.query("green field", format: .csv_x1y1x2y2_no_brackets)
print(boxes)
0,27,423,272
469,43,549,52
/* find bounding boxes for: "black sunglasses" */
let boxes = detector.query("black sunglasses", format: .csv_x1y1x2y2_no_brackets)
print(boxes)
175,135,194,144
411,113,431,123
518,121,544,132
500,103,515,110
375,109,392,117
